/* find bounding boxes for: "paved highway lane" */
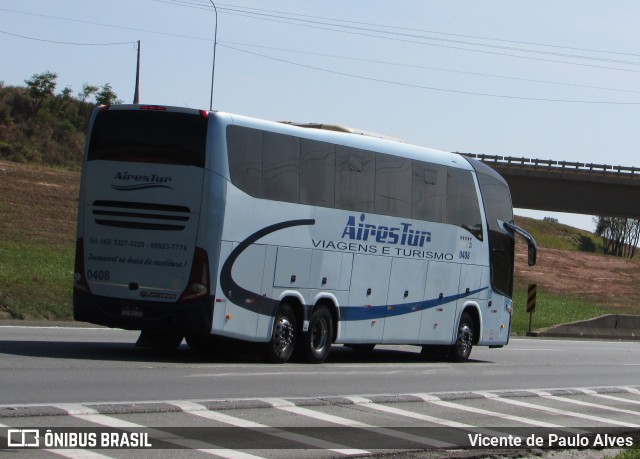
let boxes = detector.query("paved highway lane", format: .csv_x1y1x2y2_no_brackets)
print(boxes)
1,325,639,458
0,325,639,405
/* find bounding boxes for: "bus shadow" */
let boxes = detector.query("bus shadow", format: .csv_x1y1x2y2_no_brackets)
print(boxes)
325,345,491,364
0,340,491,365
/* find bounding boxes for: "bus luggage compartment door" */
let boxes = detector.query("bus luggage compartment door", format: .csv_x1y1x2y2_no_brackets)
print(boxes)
343,254,392,343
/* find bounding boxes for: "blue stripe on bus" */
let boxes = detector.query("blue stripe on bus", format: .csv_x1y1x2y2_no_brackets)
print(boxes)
220,219,488,320
338,286,488,321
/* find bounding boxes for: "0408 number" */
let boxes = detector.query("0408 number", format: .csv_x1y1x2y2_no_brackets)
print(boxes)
86,269,110,281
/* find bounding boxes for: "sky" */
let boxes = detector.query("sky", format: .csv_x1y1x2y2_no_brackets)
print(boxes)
3,1,640,232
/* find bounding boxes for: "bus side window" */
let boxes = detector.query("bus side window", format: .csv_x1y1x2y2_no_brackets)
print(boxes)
335,147,375,212
447,168,483,240
412,161,446,223
301,139,335,207
375,153,412,218
227,126,264,198
263,132,300,204
491,248,513,297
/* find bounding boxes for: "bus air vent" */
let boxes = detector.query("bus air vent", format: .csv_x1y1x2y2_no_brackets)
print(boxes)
92,200,190,231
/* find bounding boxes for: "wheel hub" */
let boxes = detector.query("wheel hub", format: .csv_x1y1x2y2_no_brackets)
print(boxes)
274,318,294,353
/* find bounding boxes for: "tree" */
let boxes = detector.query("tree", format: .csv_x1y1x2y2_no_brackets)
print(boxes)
95,83,120,105
78,83,98,103
24,71,57,115
594,216,640,258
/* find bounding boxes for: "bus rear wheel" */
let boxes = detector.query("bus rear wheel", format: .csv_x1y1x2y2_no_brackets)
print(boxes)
268,303,297,363
299,305,333,364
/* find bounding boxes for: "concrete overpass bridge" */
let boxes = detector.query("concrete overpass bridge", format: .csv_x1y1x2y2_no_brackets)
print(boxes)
460,153,640,219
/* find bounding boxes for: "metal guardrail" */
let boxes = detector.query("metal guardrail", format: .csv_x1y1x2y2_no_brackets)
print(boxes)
459,152,640,178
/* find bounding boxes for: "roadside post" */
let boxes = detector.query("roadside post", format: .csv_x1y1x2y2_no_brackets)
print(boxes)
527,284,537,335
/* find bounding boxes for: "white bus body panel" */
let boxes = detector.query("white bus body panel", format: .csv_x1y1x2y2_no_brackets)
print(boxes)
419,262,461,344
81,161,202,301
213,182,503,345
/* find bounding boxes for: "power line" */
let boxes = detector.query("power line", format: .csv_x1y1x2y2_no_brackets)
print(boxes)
219,44,640,105
210,2,640,60
211,8,640,74
0,7,211,42
220,41,640,95
0,29,135,46
217,6,640,67
4,3,640,102
4,4,640,76
155,0,640,67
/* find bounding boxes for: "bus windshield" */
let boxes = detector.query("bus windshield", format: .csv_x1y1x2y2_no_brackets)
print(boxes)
87,109,208,167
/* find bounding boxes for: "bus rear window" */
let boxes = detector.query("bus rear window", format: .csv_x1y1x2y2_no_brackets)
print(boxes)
88,110,208,167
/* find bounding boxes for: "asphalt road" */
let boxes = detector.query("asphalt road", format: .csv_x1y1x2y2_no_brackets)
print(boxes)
0,324,639,405
1,324,639,458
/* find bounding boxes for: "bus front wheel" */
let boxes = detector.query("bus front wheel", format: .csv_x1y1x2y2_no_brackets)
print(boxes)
449,312,474,362
268,303,297,363
300,305,332,364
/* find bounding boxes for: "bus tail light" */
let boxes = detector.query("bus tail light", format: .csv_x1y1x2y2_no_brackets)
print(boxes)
180,247,210,302
73,238,91,294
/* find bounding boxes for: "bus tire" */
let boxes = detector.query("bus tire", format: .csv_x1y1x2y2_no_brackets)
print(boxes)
301,305,333,364
449,312,474,362
268,303,297,364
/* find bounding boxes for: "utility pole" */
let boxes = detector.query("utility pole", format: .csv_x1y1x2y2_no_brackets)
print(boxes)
208,1,218,110
133,40,141,104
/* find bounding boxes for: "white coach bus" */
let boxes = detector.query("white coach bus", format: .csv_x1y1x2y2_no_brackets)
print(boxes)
73,105,536,363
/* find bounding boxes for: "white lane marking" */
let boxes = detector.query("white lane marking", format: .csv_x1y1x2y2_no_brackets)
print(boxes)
576,388,640,406
54,404,264,459
262,397,455,448
188,370,409,378
475,392,640,428
0,421,114,459
509,338,640,346
260,398,370,427
345,396,471,428
346,395,517,441
622,387,640,395
501,349,558,351
529,390,640,417
412,393,561,428
169,400,369,456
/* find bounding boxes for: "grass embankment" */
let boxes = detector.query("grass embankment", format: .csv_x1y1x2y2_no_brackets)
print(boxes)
0,161,76,319
1,159,640,331
511,288,608,335
510,217,640,335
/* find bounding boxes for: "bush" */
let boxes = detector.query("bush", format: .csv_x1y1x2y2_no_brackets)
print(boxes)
0,84,93,169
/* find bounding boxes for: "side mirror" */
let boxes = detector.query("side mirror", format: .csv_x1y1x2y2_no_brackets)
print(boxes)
503,222,537,266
